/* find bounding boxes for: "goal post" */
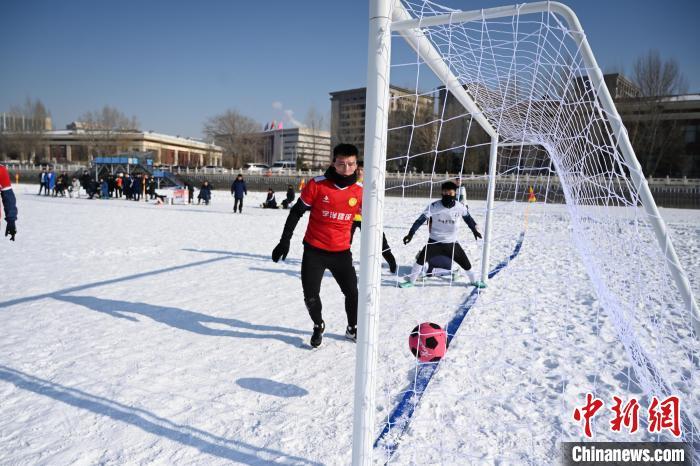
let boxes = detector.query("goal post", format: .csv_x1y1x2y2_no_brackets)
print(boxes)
354,1,699,464
352,0,392,464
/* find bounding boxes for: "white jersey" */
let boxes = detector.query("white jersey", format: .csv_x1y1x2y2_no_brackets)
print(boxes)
422,200,471,243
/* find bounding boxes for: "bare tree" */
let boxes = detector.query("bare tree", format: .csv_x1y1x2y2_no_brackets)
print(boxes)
633,50,688,97
0,97,51,162
203,109,261,168
628,50,688,176
78,105,140,158
388,97,437,173
304,106,326,168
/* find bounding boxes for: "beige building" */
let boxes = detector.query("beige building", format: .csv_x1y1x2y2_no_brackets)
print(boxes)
0,123,223,166
0,113,52,132
330,86,436,158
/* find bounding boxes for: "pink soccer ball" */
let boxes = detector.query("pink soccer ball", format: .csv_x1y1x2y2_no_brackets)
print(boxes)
408,322,447,362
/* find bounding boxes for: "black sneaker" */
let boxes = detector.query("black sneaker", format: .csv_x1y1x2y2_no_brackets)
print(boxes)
345,325,357,342
310,321,325,348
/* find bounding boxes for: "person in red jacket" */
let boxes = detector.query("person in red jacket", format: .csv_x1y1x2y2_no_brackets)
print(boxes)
272,144,362,348
0,165,18,241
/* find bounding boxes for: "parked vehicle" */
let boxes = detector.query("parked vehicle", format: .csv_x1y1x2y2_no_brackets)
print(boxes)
204,165,229,174
270,160,296,173
243,163,270,173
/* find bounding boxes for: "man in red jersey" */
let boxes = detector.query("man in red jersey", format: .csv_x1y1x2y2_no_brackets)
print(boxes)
0,165,18,241
272,144,362,348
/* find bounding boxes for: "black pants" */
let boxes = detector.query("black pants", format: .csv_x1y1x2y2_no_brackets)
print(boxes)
350,220,395,265
234,197,243,212
415,240,471,270
38,182,46,195
301,245,358,328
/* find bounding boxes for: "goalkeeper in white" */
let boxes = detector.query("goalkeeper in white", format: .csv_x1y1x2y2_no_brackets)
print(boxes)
401,181,484,288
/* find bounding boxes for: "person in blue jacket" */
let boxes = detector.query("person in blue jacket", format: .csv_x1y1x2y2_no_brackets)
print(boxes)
231,174,247,213
198,180,212,205
100,178,109,199
46,167,56,196
132,174,142,201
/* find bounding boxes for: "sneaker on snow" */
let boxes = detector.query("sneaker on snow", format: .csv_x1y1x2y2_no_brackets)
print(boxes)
310,321,325,348
345,325,357,342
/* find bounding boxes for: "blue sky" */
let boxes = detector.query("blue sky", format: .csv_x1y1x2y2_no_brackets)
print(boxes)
1,0,698,139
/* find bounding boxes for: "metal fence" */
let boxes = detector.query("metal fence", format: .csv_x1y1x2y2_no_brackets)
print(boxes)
6,165,700,209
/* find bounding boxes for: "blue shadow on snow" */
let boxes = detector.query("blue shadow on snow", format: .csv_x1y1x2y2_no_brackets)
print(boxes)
0,364,321,465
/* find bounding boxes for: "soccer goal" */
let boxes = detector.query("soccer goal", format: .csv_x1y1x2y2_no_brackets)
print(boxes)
353,0,699,464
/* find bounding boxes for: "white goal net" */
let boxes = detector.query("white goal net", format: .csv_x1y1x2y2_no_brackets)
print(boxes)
355,1,699,464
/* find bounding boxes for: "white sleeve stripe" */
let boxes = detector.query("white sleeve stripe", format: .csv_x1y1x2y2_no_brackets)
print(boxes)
300,198,311,207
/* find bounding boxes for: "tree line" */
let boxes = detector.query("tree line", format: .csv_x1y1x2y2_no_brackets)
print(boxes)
0,50,695,177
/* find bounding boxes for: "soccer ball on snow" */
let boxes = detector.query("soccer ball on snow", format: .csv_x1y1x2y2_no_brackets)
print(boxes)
408,322,447,362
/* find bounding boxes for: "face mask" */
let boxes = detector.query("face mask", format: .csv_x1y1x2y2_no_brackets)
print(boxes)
441,194,456,208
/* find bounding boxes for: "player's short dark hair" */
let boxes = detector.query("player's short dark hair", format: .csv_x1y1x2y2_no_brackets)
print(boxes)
357,160,364,168
333,143,359,160
441,181,458,191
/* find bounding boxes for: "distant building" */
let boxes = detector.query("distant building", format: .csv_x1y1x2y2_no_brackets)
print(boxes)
259,127,331,168
604,73,641,100
0,122,222,166
616,93,700,177
0,113,52,132
330,86,436,158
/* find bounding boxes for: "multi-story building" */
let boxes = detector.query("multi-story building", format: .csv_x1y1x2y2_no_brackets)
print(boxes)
259,127,331,168
616,93,700,177
330,86,436,158
0,122,223,166
0,113,52,132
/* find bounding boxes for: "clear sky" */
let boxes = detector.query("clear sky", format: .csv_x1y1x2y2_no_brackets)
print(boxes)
1,0,698,139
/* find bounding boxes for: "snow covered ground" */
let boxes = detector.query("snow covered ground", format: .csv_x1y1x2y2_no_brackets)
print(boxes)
1,187,698,465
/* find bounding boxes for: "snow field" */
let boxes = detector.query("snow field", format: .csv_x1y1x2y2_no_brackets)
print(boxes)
0,187,698,465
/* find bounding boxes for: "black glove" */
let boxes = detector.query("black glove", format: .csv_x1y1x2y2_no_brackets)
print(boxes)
272,240,290,262
5,221,16,241
403,234,413,245
472,229,482,240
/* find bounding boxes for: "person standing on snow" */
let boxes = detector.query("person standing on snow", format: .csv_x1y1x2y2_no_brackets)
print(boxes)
231,174,247,213
0,165,18,241
271,143,362,348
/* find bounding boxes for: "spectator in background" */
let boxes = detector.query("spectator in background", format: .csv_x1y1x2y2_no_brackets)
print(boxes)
80,170,91,194
46,167,56,196
456,177,467,204
198,180,212,205
100,178,109,199
1,164,18,241
115,175,123,198
38,168,47,195
148,176,157,200
124,174,132,200
132,174,142,201
69,177,81,198
231,174,247,213
262,188,278,209
186,182,194,204
281,184,295,209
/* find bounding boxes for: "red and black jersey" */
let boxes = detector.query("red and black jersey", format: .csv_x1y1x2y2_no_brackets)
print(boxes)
0,165,18,223
299,175,362,252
